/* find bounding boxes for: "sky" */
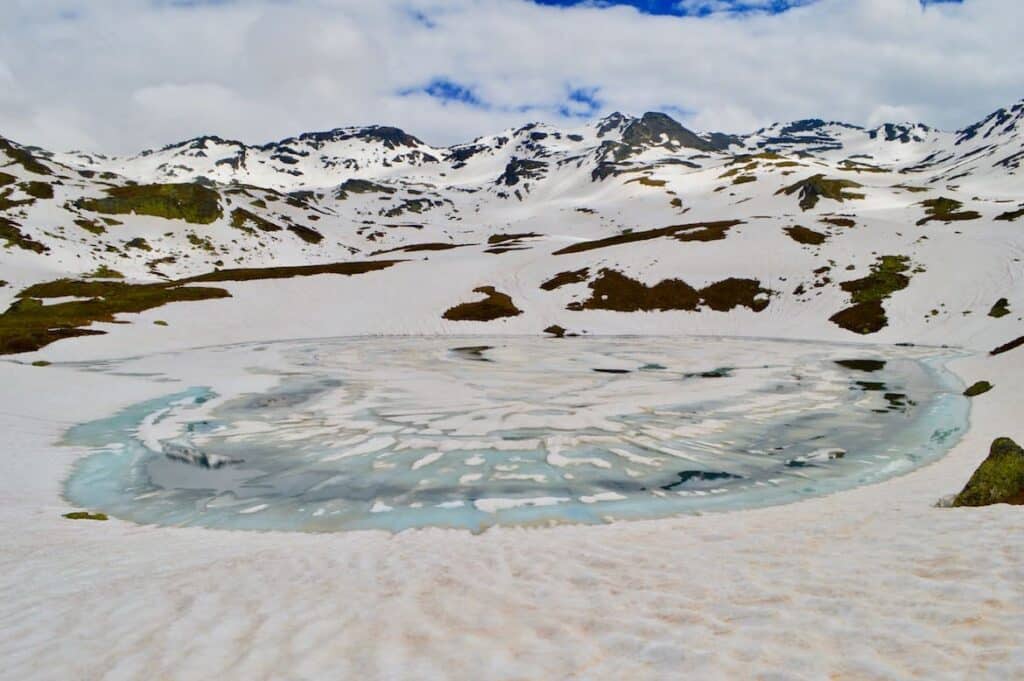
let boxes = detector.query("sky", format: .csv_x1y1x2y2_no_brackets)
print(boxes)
0,0,1020,153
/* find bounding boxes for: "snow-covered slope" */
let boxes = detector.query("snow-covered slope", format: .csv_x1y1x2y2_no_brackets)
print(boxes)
2,99,1023,356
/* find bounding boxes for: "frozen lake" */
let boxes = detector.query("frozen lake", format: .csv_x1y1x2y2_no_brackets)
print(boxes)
63,336,968,532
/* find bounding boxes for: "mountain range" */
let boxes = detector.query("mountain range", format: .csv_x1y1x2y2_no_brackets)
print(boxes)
1,98,1022,356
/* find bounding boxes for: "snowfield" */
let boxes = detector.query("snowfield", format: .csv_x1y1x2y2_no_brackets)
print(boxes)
1,101,1023,679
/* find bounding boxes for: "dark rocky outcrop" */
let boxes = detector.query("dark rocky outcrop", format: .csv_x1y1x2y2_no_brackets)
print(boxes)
496,159,547,187
621,112,715,153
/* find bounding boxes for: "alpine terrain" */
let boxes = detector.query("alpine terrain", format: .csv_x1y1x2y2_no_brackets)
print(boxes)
2,99,1023,354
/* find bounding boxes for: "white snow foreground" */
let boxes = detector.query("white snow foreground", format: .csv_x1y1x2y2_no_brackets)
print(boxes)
1,102,1023,679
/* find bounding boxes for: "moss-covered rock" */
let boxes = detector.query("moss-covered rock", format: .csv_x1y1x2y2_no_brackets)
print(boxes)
989,298,1011,318
63,511,108,521
953,438,1024,507
76,183,222,224
963,381,993,397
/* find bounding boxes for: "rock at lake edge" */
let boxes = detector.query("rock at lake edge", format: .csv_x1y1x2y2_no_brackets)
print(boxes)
963,380,993,397
953,437,1024,507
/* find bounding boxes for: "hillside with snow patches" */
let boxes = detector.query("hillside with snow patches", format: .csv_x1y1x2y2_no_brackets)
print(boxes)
1,98,1023,355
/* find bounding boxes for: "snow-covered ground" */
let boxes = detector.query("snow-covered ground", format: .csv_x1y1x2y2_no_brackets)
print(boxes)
2,102,1023,679
1,333,1022,680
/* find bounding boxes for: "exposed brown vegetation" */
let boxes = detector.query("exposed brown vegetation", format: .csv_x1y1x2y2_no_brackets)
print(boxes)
488,233,540,245
287,224,324,244
371,242,466,256
700,278,772,312
231,207,282,233
553,220,742,255
990,335,1024,356
0,217,48,253
784,225,827,245
76,183,222,225
776,174,864,210
1,260,405,355
830,255,911,334
994,207,1024,222
1,280,230,354
566,269,770,313
624,176,667,187
540,268,590,291
181,260,402,284
443,286,523,321
916,197,982,226
829,302,888,335
820,217,856,228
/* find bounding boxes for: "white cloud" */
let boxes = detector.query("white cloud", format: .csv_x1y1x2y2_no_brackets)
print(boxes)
0,0,1021,153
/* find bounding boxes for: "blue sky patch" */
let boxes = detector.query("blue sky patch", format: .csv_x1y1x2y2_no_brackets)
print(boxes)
559,87,603,118
401,79,609,122
531,0,961,17
402,78,487,108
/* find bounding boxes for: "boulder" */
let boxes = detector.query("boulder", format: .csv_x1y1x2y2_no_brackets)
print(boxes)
963,381,993,397
953,437,1024,507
